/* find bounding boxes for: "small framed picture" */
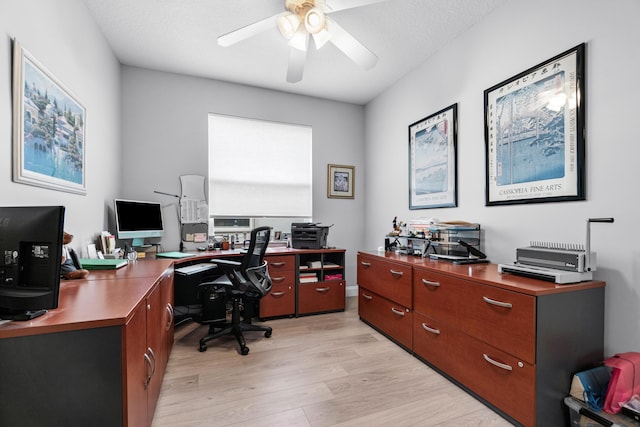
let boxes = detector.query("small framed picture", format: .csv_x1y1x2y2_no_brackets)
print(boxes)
327,164,354,199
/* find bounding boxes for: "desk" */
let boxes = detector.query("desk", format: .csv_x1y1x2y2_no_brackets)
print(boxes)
171,247,346,319
0,259,174,427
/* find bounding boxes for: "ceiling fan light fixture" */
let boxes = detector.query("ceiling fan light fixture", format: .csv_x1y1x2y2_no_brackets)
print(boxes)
304,8,326,34
277,13,300,39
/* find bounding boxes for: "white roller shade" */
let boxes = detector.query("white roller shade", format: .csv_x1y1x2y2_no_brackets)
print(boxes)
208,114,312,217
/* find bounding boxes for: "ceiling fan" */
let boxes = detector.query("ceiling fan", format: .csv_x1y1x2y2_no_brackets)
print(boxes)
218,0,387,83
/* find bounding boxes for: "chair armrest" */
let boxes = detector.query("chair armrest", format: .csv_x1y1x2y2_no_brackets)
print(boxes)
208,258,241,273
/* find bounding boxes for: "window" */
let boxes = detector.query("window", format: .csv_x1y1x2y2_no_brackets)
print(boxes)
208,114,312,218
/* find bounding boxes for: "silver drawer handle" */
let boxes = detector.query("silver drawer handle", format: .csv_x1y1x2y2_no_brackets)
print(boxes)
360,261,372,267
391,307,405,316
389,269,403,277
483,353,513,371
482,296,513,308
315,287,331,293
421,323,440,335
421,278,440,287
270,291,286,297
362,292,373,300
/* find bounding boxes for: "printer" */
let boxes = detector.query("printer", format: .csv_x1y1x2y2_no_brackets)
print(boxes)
291,223,330,249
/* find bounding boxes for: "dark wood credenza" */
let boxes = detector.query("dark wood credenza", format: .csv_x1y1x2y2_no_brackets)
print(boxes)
173,247,346,319
357,251,605,427
0,259,175,427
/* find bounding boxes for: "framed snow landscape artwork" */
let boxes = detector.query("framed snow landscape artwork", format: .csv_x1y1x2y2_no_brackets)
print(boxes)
408,103,458,209
484,44,585,206
12,39,86,195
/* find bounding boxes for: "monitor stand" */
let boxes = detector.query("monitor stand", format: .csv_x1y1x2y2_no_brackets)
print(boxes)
131,238,149,248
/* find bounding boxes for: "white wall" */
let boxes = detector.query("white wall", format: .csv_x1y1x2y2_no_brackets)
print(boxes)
0,0,121,255
364,0,640,355
120,67,366,292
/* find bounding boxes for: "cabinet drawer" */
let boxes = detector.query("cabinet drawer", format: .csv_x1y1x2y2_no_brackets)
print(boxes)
260,283,295,318
269,269,295,287
357,254,412,308
456,333,535,427
461,283,536,363
298,281,345,315
266,255,296,272
413,311,460,375
415,267,535,364
413,268,462,328
358,288,412,349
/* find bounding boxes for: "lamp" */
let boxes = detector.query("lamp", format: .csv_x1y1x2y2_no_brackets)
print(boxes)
304,8,325,34
277,13,300,39
278,1,329,51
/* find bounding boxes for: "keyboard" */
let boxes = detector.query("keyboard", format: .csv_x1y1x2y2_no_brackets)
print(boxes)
175,263,217,275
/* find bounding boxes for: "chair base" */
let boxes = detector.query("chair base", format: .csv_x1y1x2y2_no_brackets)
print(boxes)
198,297,272,355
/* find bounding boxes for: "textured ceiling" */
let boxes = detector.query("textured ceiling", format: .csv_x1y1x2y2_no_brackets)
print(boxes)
84,0,506,105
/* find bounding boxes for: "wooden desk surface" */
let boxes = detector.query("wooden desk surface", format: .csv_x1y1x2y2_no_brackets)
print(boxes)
0,248,346,339
0,259,173,339
358,250,605,296
170,246,345,265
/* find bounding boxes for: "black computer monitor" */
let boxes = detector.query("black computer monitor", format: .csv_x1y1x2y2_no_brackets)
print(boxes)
0,206,65,320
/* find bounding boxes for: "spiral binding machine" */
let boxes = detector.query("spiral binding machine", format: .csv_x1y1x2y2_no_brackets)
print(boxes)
498,218,614,284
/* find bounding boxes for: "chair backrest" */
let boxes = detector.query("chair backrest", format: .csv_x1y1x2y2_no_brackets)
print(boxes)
241,226,271,271
240,226,272,296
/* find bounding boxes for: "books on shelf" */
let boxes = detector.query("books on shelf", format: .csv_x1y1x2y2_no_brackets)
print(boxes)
100,231,116,255
299,272,318,283
306,260,322,268
323,262,340,268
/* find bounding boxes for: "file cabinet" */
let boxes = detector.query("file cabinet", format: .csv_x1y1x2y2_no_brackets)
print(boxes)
357,251,605,427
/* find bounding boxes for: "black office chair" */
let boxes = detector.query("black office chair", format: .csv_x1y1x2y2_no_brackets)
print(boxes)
197,226,273,355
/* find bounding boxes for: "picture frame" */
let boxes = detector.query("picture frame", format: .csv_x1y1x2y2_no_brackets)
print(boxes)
408,103,458,209
327,164,355,199
12,39,87,195
484,43,585,206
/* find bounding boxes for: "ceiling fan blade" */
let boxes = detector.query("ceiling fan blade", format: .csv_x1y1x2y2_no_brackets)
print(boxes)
326,18,378,70
324,0,388,14
287,47,307,83
218,12,288,47
288,27,310,52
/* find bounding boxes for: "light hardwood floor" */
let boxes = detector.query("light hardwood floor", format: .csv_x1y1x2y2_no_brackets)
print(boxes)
152,297,515,427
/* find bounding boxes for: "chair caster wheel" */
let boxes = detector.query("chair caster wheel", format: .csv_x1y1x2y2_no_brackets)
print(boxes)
241,346,249,355
199,344,207,352
265,330,272,338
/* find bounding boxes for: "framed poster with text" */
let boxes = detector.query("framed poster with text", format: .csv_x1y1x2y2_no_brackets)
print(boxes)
409,103,458,209
484,44,585,206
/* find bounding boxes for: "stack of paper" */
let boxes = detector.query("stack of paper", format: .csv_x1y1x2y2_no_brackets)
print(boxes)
299,272,318,283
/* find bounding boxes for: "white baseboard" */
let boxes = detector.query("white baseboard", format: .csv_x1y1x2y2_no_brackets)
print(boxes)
346,285,358,297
